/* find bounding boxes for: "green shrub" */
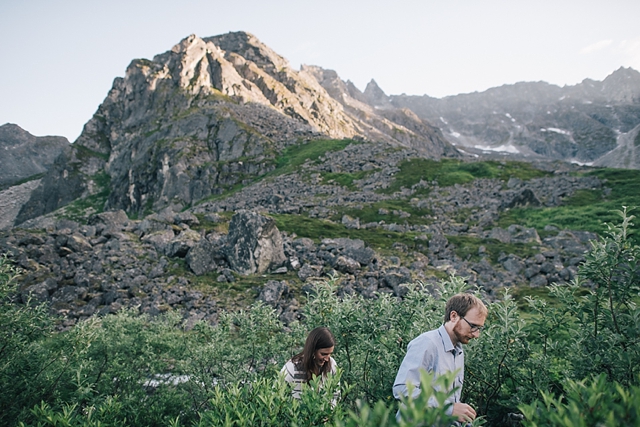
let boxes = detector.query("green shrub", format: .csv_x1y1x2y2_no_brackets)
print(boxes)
519,374,640,427
4,208,640,426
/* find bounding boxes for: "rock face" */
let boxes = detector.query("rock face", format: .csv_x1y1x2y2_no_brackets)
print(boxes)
0,124,69,189
14,31,459,225
302,67,458,157
223,210,286,275
382,67,640,168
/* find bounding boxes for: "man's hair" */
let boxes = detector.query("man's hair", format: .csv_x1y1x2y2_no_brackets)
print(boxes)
444,293,488,322
292,327,335,381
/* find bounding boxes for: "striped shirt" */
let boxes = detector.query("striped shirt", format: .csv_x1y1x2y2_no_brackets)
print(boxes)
280,357,337,399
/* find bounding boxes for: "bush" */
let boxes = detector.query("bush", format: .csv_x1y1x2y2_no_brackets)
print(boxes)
3,208,639,426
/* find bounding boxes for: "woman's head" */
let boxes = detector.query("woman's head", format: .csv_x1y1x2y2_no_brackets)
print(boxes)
296,327,335,380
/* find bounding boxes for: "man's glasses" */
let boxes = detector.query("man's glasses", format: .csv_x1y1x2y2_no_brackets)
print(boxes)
461,316,484,333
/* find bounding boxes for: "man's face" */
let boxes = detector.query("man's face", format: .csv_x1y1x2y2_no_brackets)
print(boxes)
452,307,486,345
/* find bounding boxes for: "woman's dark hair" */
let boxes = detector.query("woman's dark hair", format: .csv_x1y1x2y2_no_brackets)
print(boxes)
292,327,335,381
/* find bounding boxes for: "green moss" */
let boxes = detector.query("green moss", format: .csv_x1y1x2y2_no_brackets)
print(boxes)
497,167,640,245
271,139,360,177
271,213,422,253
320,170,375,190
75,144,109,162
447,235,539,264
381,158,552,195
331,200,433,226
58,172,111,223
0,172,46,191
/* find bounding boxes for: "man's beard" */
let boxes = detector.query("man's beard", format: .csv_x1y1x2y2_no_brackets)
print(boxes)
453,321,472,345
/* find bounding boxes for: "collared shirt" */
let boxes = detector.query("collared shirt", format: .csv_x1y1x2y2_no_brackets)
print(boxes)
392,324,464,416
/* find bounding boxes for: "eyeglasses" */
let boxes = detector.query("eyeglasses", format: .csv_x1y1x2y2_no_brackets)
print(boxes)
461,316,484,333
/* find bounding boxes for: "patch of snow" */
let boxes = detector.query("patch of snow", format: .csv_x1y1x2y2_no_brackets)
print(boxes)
569,160,593,166
505,113,516,122
450,132,460,138
474,143,520,154
439,117,448,124
547,128,570,135
559,96,566,101
454,147,479,157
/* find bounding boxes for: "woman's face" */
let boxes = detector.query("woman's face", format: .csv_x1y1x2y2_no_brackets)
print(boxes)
314,346,334,367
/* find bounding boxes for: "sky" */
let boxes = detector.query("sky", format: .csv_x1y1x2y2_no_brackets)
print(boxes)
1,0,640,142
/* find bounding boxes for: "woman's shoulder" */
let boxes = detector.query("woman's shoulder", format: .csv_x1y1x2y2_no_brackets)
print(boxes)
282,358,305,378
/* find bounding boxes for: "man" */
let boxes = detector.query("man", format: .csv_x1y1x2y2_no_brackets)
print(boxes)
393,293,488,424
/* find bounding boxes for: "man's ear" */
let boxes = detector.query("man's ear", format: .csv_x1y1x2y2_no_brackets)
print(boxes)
449,310,460,322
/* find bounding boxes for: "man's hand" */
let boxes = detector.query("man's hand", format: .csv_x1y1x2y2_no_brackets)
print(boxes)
452,402,476,422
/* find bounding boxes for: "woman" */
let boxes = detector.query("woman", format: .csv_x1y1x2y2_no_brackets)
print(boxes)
281,327,337,399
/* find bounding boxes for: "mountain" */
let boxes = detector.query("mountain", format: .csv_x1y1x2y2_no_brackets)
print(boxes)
0,123,69,189
3,32,638,330
14,32,457,225
8,32,640,230
0,124,70,229
377,67,640,168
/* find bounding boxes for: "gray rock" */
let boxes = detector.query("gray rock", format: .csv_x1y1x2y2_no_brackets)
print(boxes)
429,234,449,253
341,214,360,229
502,256,524,274
489,227,511,243
166,229,201,258
298,263,321,281
224,210,286,275
186,238,222,276
142,229,176,255
529,274,548,287
344,246,376,265
334,255,361,274
257,280,289,307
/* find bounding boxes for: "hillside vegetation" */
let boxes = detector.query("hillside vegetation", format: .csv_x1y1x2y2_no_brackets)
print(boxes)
1,209,638,426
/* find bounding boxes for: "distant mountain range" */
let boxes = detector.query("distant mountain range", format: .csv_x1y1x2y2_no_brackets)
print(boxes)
378,67,640,166
1,31,639,227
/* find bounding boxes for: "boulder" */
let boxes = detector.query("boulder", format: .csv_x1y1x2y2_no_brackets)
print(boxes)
334,255,361,274
186,236,225,276
89,210,130,235
257,280,289,307
223,210,286,275
506,189,541,208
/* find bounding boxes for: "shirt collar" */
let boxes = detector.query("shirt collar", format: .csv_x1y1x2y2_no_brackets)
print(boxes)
437,324,464,356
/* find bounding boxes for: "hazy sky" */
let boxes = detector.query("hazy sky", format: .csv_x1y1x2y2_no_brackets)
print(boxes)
2,0,639,142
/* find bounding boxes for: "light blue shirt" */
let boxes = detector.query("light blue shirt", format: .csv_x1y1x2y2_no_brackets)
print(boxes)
392,324,464,416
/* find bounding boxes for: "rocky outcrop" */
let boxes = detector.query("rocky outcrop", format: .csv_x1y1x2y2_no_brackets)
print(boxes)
303,66,459,157
223,210,286,275
14,32,461,225
0,123,69,189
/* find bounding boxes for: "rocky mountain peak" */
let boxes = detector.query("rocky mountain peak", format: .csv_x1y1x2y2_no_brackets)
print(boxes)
205,31,291,76
12,32,460,224
363,79,390,106
600,66,640,103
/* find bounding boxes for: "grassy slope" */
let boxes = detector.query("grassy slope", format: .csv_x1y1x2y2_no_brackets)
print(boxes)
50,139,640,306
